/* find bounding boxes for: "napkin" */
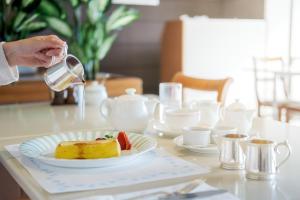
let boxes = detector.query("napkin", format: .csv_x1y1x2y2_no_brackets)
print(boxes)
5,145,210,194
75,181,239,200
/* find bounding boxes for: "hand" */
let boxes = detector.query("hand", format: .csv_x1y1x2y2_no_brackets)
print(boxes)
3,35,66,68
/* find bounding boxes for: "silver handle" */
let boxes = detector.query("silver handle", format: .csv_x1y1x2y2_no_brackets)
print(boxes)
64,45,68,57
275,140,291,170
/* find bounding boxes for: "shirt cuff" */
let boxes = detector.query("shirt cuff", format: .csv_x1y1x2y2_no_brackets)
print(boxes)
0,42,19,85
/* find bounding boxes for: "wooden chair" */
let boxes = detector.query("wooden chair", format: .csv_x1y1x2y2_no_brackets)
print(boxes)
171,72,233,105
253,57,295,120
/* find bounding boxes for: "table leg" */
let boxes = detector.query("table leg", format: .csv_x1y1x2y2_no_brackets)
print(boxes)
0,163,22,200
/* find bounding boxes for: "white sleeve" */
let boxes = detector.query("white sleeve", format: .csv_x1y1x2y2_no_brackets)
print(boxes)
0,42,19,85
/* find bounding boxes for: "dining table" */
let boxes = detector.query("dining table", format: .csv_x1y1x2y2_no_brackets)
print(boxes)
0,102,300,200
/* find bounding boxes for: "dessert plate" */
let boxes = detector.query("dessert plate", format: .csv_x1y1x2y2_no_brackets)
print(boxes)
19,131,157,168
173,135,219,154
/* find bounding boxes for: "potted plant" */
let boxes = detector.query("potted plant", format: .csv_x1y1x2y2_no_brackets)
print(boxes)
44,0,140,80
44,0,140,104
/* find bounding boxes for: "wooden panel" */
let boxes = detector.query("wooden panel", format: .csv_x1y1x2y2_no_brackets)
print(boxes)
104,77,143,97
0,77,143,104
0,81,50,104
160,20,184,82
220,0,264,19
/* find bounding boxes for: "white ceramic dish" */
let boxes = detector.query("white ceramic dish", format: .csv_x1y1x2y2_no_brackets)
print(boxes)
19,131,157,168
182,126,211,146
173,135,219,154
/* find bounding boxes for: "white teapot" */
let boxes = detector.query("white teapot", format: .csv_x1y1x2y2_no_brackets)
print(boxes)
100,88,158,132
218,100,255,133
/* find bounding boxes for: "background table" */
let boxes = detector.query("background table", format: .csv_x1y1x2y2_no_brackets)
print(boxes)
0,103,300,200
0,73,143,104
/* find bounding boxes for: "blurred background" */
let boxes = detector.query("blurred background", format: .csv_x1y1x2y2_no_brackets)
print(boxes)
2,0,300,124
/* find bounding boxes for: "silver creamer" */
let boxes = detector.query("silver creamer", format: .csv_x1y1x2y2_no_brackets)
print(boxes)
214,134,248,170
241,139,291,180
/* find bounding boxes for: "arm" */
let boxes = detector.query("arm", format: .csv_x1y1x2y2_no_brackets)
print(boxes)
0,35,66,86
0,42,18,85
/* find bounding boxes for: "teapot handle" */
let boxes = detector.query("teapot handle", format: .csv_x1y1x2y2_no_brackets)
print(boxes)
218,105,225,121
100,99,112,119
275,140,291,170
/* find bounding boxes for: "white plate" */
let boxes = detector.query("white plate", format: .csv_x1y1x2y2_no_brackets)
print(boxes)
153,121,183,137
19,131,157,168
173,135,219,154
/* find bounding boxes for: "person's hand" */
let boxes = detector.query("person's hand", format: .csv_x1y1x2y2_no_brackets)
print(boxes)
2,35,66,68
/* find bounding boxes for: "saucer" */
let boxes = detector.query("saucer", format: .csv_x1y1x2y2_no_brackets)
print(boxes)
173,135,219,154
153,121,183,137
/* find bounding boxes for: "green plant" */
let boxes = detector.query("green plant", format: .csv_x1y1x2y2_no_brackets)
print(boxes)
0,0,65,41
46,0,140,80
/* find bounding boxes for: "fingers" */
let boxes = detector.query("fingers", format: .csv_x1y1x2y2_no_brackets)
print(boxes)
40,35,66,49
45,48,64,57
35,49,65,67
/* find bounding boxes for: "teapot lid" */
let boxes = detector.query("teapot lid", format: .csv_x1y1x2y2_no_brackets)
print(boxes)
85,81,105,92
227,100,247,111
118,88,146,101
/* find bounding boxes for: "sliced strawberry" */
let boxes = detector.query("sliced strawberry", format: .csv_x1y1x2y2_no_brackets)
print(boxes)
117,131,131,150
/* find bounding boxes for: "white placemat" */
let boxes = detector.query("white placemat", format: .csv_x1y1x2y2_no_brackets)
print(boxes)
5,144,210,194
75,181,239,200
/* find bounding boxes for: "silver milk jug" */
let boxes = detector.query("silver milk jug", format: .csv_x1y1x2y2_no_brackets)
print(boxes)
44,46,85,92
241,139,291,180
214,134,248,170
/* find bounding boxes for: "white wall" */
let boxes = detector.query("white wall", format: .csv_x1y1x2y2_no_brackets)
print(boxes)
182,18,265,107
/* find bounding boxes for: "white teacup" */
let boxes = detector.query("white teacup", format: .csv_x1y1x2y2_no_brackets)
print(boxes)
182,127,211,146
164,108,200,130
211,126,237,144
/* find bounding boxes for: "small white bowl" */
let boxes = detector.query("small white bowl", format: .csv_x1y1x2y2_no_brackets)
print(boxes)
182,126,211,146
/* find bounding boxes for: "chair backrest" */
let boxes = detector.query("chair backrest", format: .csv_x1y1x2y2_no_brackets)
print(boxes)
253,57,288,104
171,72,233,105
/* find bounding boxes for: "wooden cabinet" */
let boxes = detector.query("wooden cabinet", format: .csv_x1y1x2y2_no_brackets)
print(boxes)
0,76,143,104
160,20,184,82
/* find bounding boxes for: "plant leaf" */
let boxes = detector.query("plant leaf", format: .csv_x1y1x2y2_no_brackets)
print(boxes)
69,42,87,64
13,12,26,29
37,0,61,18
70,0,79,7
22,0,34,7
106,6,126,31
44,17,72,38
97,34,117,60
99,0,111,12
21,21,47,32
22,0,42,13
107,11,139,32
94,23,104,48
16,13,39,32
87,0,102,24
